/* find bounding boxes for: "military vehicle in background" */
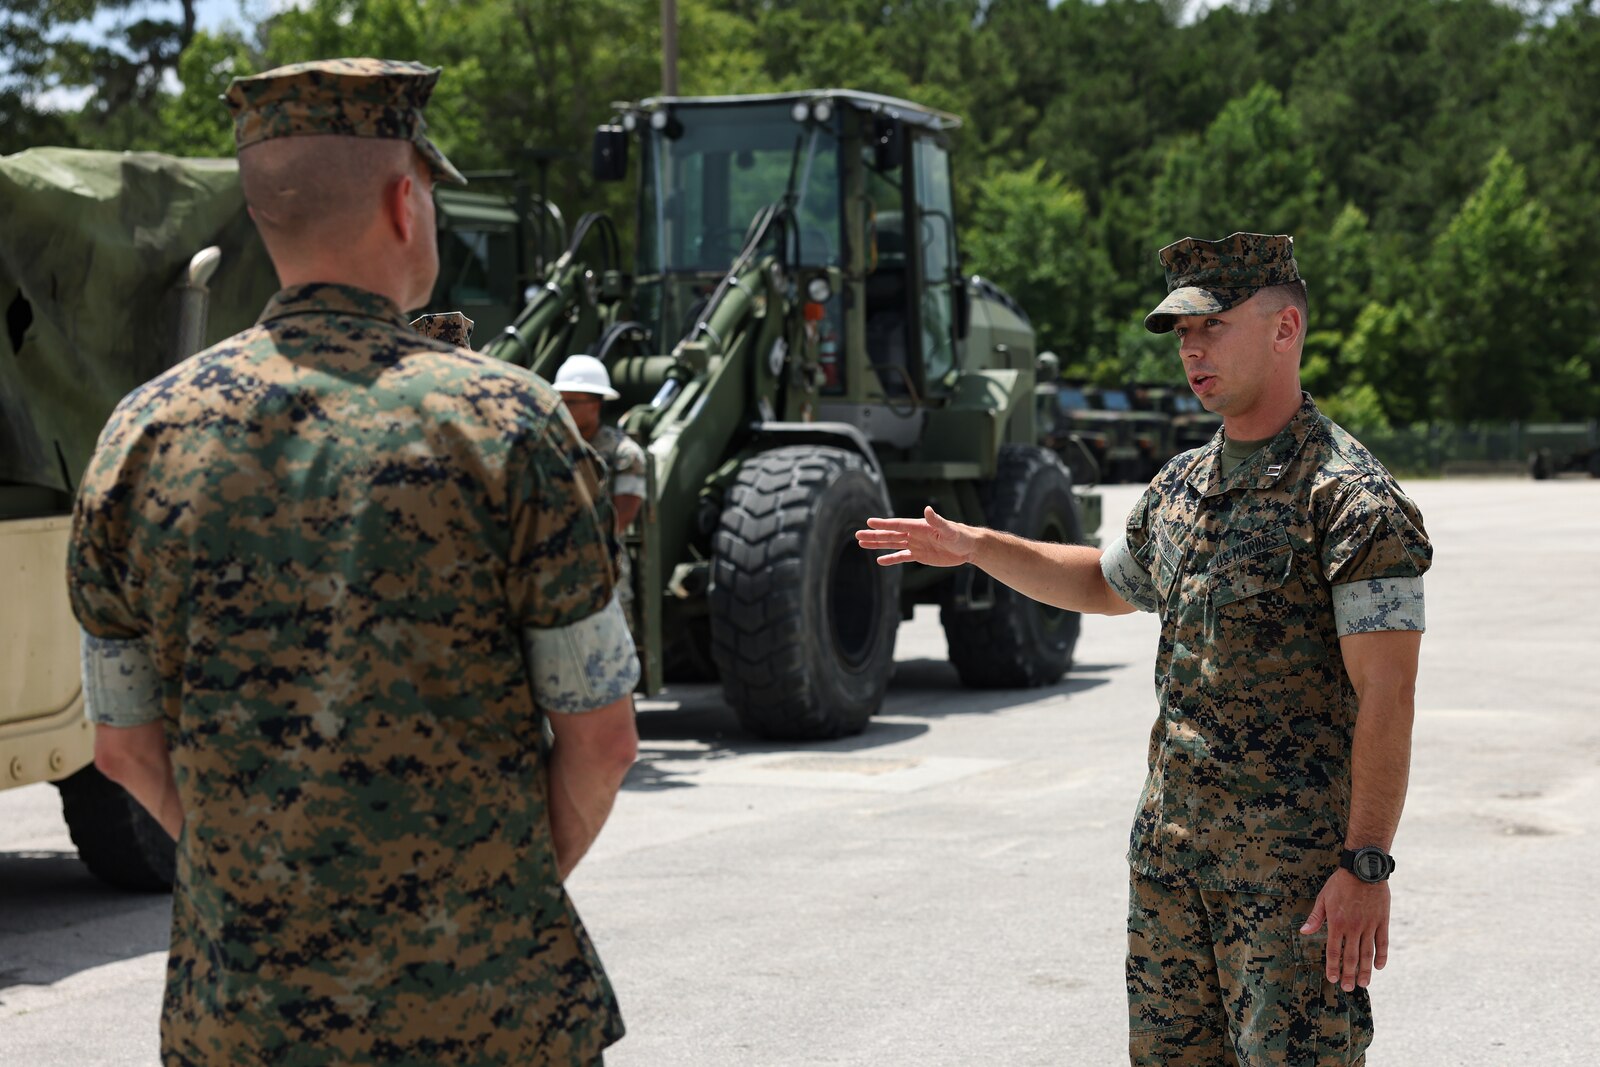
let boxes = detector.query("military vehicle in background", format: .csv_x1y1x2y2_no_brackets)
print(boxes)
1084,385,1168,482
0,148,555,889
1036,371,1166,484
486,90,1102,740
1131,382,1222,460
1526,421,1600,479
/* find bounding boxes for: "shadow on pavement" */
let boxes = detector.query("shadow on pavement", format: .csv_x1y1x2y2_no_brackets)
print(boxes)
627,684,935,792
625,658,1121,792
0,849,171,994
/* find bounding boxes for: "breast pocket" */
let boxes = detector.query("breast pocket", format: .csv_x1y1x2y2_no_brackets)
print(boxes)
1206,526,1322,677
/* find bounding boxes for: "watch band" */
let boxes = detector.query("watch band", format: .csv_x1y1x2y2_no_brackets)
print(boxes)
1340,846,1396,883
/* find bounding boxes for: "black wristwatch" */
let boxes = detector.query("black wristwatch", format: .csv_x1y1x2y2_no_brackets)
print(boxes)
1340,846,1396,884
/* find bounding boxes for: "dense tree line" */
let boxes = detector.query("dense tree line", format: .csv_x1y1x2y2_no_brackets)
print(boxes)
3,0,1596,427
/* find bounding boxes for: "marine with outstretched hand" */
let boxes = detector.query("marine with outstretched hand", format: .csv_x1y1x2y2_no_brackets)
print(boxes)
858,232,1430,1067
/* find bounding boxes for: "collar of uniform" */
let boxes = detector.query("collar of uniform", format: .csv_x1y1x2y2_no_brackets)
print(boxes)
1187,392,1320,498
255,282,408,329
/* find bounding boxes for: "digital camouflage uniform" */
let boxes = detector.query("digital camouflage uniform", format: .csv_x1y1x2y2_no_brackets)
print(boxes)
67,60,637,1066
588,424,647,617
1098,234,1432,1066
410,310,474,347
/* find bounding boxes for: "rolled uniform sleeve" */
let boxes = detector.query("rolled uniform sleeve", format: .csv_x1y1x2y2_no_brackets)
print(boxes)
80,631,164,726
609,436,647,500
1321,479,1432,636
1100,488,1160,613
508,410,640,712
68,455,165,727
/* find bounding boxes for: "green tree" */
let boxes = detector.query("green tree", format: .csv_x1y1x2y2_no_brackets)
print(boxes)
1424,149,1562,422
155,28,257,156
963,161,1111,365
1148,82,1324,242
0,0,203,151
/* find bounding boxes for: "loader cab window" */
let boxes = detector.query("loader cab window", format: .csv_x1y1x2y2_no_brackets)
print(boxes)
638,103,843,346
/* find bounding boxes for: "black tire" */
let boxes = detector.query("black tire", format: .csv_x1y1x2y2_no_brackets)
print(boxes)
55,764,175,892
942,444,1084,688
1529,450,1551,480
709,446,900,740
1587,450,1600,479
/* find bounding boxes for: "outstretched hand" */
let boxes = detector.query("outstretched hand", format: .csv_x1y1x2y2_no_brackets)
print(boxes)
855,506,977,568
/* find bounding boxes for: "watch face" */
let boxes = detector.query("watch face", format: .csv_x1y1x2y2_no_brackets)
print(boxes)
1355,849,1388,881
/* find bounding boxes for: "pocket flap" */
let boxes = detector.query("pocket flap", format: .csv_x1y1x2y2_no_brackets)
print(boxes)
1209,527,1293,608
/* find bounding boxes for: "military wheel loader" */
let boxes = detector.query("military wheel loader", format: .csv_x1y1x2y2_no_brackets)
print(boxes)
491,90,1104,740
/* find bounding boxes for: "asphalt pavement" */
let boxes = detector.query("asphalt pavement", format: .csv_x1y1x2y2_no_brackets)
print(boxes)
1,477,1596,1065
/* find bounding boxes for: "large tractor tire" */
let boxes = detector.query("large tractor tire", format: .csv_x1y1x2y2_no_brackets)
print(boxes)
709,446,900,740
942,444,1084,688
56,764,175,892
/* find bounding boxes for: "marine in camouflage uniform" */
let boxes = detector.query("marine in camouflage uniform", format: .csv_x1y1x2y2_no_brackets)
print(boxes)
68,59,637,1066
1099,233,1431,1065
856,233,1428,1067
589,423,647,617
553,356,647,622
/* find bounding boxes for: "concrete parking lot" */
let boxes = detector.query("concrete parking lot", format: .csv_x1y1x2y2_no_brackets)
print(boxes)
2,477,1596,1065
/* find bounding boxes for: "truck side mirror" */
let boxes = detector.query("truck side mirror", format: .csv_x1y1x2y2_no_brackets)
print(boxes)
593,125,628,182
872,116,903,172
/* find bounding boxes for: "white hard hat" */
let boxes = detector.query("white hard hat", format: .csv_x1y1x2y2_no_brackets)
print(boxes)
553,354,619,400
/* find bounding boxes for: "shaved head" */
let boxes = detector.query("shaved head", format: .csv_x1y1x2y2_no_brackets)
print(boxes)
240,135,418,251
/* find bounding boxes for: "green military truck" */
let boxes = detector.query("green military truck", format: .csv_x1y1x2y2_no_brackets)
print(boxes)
0,149,546,889
1131,382,1222,463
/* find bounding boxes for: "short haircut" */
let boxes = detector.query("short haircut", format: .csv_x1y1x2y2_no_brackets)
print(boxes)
239,135,417,250
1260,279,1309,323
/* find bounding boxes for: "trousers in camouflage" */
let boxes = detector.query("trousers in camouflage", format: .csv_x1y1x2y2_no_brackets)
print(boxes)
1127,870,1372,1066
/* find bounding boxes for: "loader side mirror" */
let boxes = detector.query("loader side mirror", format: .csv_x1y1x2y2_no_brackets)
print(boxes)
953,273,970,340
872,115,903,172
593,125,628,182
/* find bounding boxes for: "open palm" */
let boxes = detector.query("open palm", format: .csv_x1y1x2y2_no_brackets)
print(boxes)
855,506,977,568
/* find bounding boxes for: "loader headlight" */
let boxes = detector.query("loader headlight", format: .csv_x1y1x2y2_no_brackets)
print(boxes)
806,275,833,304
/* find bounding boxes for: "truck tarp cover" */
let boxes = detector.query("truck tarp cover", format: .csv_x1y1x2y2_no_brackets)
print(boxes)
0,147,274,501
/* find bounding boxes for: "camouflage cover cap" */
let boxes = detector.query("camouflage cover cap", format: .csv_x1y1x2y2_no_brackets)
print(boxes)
224,58,466,185
1144,232,1299,333
410,311,475,347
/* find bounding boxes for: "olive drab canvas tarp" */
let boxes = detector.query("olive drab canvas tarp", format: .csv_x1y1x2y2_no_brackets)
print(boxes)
0,148,276,513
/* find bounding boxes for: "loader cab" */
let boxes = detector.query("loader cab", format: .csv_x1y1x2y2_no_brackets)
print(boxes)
610,92,965,428
629,98,846,361
858,111,966,406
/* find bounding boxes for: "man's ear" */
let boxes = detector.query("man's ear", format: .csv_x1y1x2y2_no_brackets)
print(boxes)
384,171,416,244
1274,305,1303,352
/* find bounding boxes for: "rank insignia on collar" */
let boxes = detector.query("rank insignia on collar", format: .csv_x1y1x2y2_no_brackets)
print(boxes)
1266,464,1283,477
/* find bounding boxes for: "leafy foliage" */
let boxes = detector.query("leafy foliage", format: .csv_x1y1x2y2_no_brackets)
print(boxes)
5,0,1596,420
